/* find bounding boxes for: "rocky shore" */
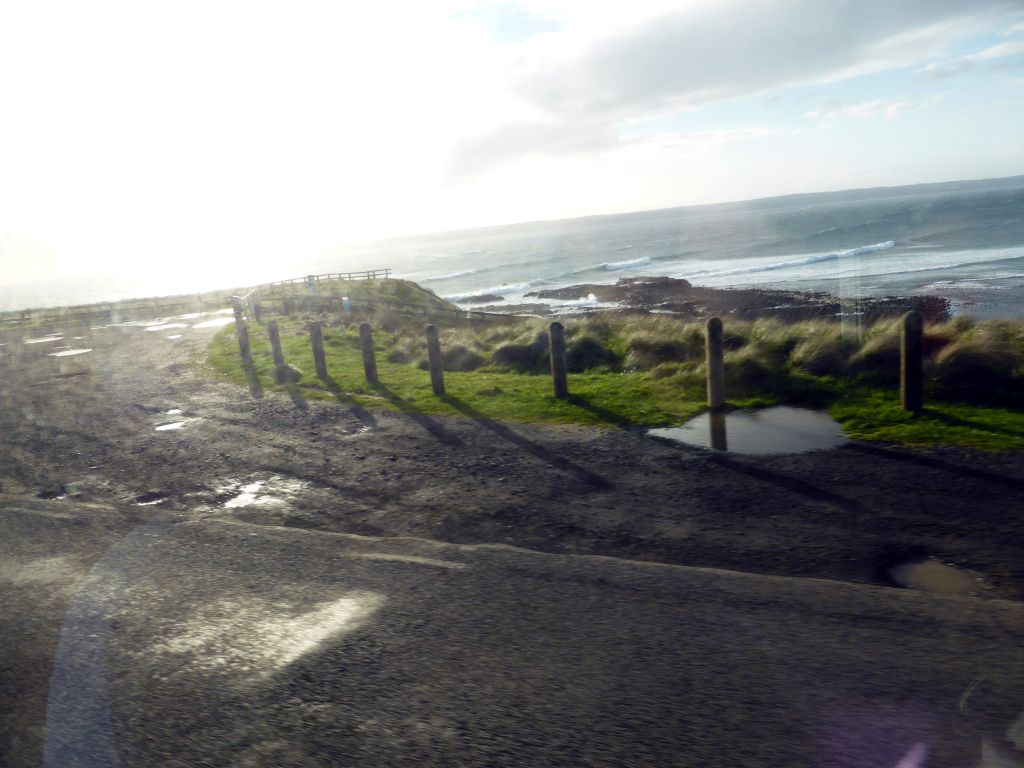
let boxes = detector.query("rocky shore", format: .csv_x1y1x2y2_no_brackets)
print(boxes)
462,276,950,322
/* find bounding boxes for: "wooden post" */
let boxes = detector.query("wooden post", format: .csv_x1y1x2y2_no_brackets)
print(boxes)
901,310,923,413
359,322,378,385
268,320,285,368
425,324,445,396
309,321,327,380
252,299,263,323
549,321,568,398
232,296,244,322
235,317,252,365
705,317,725,411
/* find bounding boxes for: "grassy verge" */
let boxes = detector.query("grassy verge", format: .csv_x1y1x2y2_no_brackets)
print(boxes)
207,312,1024,451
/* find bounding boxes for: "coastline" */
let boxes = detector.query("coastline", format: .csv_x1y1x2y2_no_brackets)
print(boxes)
458,275,952,323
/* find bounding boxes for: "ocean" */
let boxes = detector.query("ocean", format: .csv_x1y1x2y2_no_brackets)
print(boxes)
6,175,1024,318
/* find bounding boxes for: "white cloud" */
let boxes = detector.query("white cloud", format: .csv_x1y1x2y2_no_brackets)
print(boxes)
451,0,1016,178
804,98,915,121
919,37,1024,79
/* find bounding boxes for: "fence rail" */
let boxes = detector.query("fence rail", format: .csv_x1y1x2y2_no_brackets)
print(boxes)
260,269,391,294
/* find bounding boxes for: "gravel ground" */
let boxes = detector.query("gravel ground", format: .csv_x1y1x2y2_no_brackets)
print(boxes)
2,314,1024,766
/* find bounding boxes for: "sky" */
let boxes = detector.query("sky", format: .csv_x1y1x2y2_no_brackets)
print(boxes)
2,0,1024,289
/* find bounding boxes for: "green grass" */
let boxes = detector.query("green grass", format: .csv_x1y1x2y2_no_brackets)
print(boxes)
206,311,1024,451
828,389,1024,451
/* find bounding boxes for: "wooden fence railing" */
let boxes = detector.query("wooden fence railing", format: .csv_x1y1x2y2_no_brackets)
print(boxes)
259,269,391,294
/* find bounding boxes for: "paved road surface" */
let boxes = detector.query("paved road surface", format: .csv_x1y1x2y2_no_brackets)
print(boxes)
4,496,1024,767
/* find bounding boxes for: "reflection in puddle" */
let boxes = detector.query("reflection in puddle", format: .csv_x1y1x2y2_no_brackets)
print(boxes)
145,323,188,332
48,348,93,357
192,316,236,329
166,334,183,340
25,336,64,344
155,421,186,431
225,482,265,508
219,476,310,510
649,406,847,455
166,409,182,415
890,560,984,596
153,592,384,675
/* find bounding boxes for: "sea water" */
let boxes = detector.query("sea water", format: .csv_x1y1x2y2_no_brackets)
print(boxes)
340,175,1024,319
5,176,1024,318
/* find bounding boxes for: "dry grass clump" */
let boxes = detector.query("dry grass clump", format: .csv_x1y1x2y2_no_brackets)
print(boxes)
930,324,1024,404
789,325,858,376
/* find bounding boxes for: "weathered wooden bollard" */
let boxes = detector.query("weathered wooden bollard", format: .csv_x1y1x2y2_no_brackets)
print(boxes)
359,322,379,386
252,299,263,323
232,296,244,322
267,320,285,368
705,317,725,411
425,324,445,396
234,315,252,365
901,310,923,413
309,321,328,380
549,321,568,398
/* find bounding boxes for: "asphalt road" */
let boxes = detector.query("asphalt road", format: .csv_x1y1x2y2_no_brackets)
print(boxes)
3,495,1024,767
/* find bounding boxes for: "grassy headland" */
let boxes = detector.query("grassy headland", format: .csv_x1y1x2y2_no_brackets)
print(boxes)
206,278,1024,451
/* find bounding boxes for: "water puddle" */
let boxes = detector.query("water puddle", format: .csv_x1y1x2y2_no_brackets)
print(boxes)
225,482,266,508
889,559,985,596
166,409,182,415
649,406,846,454
192,316,236,329
48,348,92,357
145,323,189,332
24,335,64,344
155,421,186,431
166,334,183,339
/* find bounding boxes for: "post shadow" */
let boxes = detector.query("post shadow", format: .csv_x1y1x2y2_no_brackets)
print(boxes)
441,394,613,490
845,442,1024,492
285,383,308,411
708,452,867,514
242,359,263,399
565,393,637,431
920,408,1024,438
321,375,377,427
371,381,463,446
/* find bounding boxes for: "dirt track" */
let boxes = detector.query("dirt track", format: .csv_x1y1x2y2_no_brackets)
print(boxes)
1,314,1022,595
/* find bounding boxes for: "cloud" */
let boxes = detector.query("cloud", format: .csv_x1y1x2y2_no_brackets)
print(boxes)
456,1,561,44
920,37,1024,80
803,98,915,121
448,0,1017,178
445,120,620,181
516,0,1010,120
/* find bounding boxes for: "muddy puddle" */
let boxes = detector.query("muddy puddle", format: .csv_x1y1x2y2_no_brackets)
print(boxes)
144,323,189,332
219,477,311,510
649,406,847,454
192,316,236,329
890,559,986,596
